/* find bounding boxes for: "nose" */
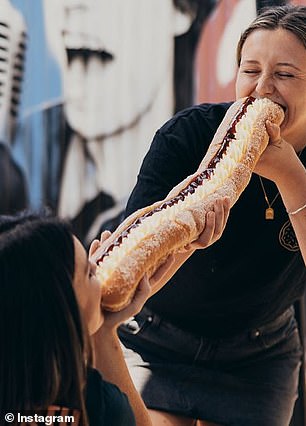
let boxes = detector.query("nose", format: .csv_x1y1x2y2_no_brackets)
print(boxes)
255,73,275,97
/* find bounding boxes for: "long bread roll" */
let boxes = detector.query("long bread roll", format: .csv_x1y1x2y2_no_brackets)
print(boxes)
92,97,284,311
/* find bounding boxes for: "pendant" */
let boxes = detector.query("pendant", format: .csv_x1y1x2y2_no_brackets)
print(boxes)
265,207,274,220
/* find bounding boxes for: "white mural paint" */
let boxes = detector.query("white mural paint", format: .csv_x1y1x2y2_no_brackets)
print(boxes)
43,0,193,239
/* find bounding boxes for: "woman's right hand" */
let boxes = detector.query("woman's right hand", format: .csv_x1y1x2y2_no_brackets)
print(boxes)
254,120,300,185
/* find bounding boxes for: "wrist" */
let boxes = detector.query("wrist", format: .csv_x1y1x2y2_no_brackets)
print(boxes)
93,321,118,341
275,162,306,190
287,202,306,216
266,145,301,184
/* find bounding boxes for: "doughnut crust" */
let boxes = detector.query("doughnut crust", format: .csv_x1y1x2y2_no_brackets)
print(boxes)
92,97,284,311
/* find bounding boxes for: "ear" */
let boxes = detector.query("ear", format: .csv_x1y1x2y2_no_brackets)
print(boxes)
173,7,194,36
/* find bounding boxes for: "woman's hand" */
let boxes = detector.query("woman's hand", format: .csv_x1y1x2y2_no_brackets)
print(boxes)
90,230,149,331
179,197,231,251
91,197,230,322
99,276,151,331
148,197,231,296
254,120,298,184
89,230,112,258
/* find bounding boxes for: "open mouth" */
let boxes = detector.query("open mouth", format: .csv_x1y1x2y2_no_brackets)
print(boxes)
280,106,287,127
273,102,286,126
66,48,114,64
278,103,286,113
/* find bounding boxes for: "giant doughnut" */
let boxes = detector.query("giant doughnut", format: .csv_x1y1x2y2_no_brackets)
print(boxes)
92,97,284,311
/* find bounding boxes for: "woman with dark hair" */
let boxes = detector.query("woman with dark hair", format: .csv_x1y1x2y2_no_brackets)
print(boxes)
0,198,227,425
0,212,151,425
118,4,306,426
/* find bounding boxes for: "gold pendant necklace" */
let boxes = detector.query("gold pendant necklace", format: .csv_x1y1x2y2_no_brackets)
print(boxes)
258,147,305,220
258,176,279,220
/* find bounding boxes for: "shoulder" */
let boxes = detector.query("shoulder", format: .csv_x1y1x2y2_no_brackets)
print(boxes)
85,368,135,426
148,102,232,171
158,102,233,137
125,102,233,215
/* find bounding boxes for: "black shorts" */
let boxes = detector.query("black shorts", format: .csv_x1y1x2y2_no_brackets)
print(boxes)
119,306,302,426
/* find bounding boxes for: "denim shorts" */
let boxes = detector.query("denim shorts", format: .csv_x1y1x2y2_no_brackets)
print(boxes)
119,306,303,426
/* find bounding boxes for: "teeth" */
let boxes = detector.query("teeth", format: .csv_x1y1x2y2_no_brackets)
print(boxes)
98,99,265,280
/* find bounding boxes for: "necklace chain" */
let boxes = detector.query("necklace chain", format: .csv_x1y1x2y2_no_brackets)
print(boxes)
259,176,279,209
258,147,305,220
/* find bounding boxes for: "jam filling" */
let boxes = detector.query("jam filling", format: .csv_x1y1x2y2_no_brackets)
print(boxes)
97,96,255,264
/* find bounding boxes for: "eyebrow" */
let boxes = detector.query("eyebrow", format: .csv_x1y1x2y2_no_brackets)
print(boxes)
241,60,302,71
276,62,302,71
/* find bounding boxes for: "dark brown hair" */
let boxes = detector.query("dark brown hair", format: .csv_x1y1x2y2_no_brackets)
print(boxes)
237,5,306,65
0,212,90,424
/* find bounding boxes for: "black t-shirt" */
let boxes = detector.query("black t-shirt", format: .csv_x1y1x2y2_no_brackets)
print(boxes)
85,368,135,426
125,102,306,338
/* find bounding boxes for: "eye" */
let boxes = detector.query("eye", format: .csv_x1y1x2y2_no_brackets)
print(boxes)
276,72,294,79
242,69,260,75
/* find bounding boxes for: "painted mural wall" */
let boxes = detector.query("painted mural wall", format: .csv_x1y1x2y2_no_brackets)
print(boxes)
1,0,304,244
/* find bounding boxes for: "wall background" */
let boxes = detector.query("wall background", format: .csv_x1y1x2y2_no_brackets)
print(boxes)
2,0,304,242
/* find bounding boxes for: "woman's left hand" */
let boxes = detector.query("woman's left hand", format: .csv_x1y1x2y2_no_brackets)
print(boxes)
100,275,151,330
89,230,112,259
91,197,231,327
179,197,231,251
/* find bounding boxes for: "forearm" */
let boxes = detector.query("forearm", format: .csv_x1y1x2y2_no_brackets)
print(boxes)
277,162,306,265
92,328,152,426
256,131,306,264
150,249,195,295
150,200,230,295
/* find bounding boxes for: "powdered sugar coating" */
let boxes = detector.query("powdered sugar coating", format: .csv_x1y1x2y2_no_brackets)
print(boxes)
96,97,284,311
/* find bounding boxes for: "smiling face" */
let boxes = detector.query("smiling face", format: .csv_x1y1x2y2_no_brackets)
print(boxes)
235,28,306,151
73,236,103,335
44,0,192,139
